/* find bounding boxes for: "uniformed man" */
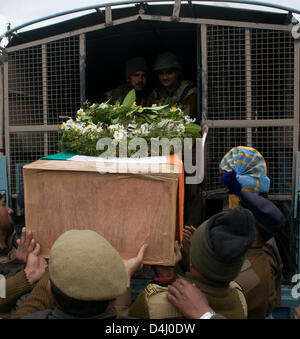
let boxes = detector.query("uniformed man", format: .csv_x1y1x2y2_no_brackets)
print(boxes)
19,230,147,319
236,190,285,319
0,231,47,317
0,193,24,278
128,206,255,319
103,56,150,106
167,278,225,319
150,51,197,118
150,52,201,227
221,170,286,318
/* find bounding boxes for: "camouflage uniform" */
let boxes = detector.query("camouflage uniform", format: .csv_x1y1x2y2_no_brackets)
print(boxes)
149,80,197,119
104,83,150,107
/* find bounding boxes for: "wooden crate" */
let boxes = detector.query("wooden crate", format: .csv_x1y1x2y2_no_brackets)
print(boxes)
23,159,180,266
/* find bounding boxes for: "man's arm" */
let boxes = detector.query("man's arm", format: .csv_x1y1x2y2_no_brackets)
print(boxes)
114,244,148,318
11,270,53,319
0,270,32,313
0,241,47,313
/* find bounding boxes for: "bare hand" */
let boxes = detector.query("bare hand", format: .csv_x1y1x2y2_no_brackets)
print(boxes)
16,227,36,264
174,240,182,266
167,278,213,319
183,225,197,244
152,241,182,279
123,244,148,287
24,243,48,285
294,304,300,319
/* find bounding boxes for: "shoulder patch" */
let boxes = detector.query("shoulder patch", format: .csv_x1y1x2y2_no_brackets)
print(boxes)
145,284,158,297
240,259,251,272
235,264,261,295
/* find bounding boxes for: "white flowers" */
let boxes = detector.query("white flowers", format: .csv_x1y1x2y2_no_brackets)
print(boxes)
176,123,185,133
184,116,196,124
60,101,199,154
61,118,103,140
113,130,126,145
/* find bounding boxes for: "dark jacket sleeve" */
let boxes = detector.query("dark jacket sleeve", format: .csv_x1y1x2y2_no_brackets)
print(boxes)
11,269,54,319
0,270,32,313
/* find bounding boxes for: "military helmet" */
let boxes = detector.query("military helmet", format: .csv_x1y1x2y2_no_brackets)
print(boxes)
153,52,181,71
125,57,148,79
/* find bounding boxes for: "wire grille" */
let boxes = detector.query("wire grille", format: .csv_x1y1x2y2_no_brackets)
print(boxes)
206,26,246,120
252,127,294,195
205,26,296,196
205,128,247,191
7,36,81,195
9,131,61,195
47,37,81,124
8,47,43,126
251,30,294,120
7,36,81,126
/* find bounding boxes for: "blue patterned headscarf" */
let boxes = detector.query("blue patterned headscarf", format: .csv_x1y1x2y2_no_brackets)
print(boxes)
219,146,270,194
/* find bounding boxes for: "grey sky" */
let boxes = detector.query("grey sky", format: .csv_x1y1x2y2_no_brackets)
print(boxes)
0,0,300,35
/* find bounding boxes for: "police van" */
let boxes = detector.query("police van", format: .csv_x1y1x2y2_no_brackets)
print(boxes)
0,0,299,318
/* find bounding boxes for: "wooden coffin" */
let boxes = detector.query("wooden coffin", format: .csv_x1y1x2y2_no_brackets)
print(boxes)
23,159,181,266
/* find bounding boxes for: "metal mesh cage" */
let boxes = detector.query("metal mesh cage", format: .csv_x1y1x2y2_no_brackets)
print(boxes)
6,36,81,195
206,26,246,120
251,29,294,120
206,128,247,191
8,47,43,126
205,25,296,198
252,127,294,195
47,37,81,124
9,131,61,195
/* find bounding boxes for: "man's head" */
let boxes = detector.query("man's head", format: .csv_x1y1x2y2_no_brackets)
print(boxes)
0,193,14,234
154,52,181,90
48,229,128,317
190,206,255,285
125,57,148,92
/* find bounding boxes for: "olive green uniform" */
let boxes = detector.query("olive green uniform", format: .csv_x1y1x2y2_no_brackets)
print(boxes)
0,231,24,278
104,83,150,107
235,239,282,319
149,80,197,118
129,273,247,319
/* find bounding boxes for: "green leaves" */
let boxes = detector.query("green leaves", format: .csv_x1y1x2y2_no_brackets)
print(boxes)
184,123,201,134
59,89,202,157
122,89,136,108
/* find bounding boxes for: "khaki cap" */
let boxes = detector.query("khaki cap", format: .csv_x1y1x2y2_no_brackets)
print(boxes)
49,230,127,301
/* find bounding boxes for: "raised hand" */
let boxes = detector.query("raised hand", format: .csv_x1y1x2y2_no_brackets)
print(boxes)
16,227,36,264
24,243,48,285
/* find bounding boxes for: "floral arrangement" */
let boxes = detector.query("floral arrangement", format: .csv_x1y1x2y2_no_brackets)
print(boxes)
59,90,201,157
